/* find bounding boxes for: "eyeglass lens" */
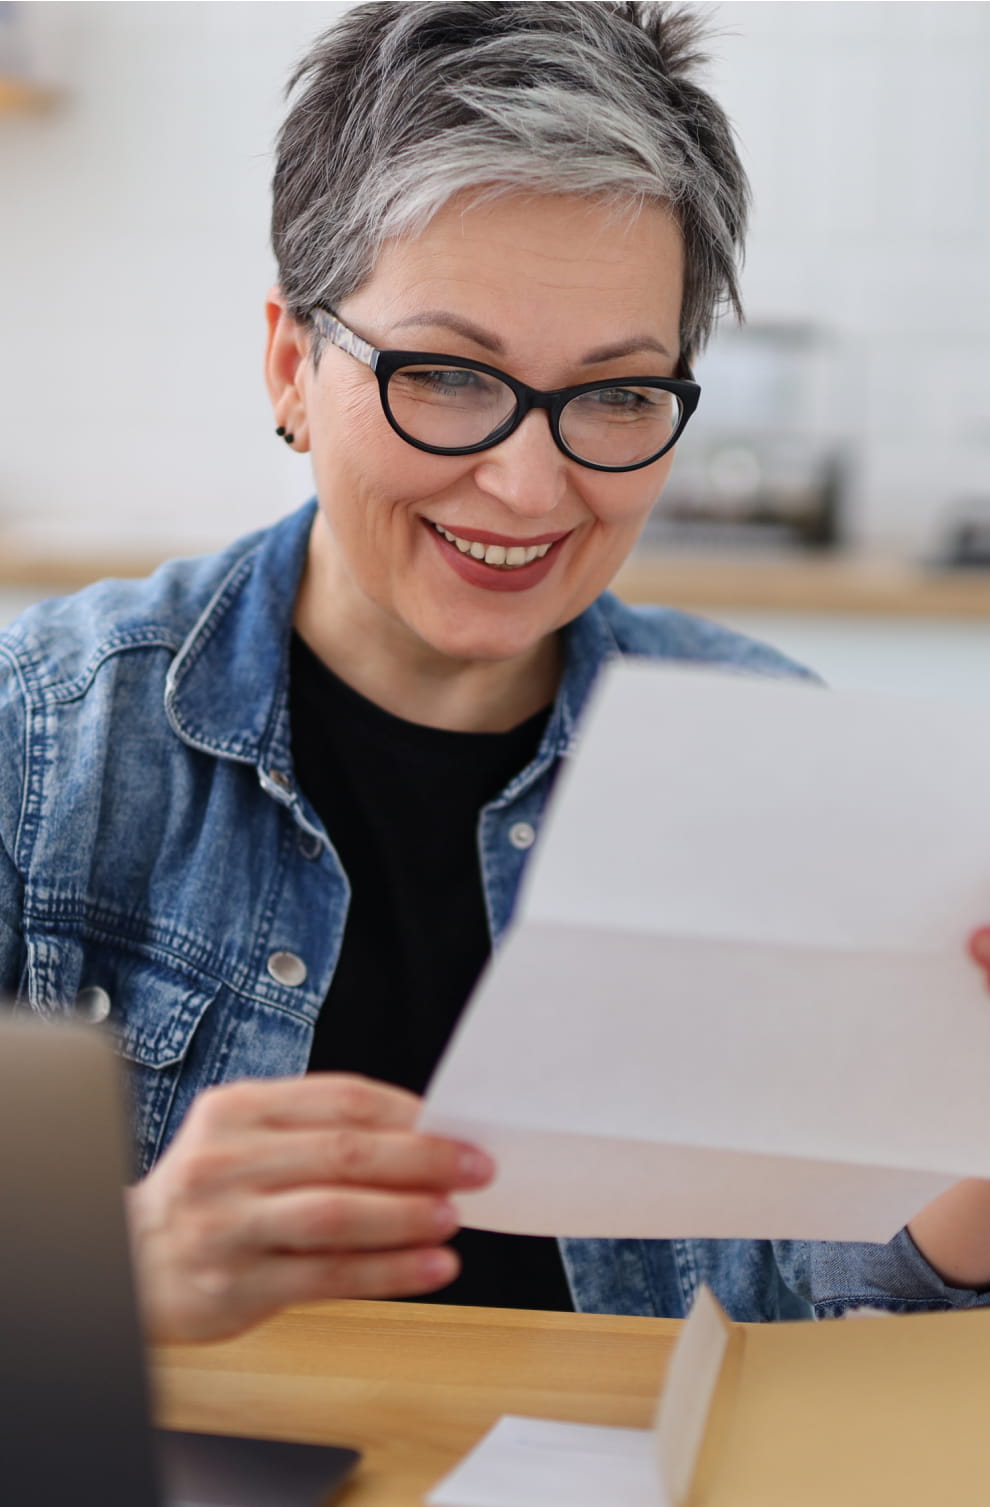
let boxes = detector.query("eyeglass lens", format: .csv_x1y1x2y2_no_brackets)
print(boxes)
386,366,682,466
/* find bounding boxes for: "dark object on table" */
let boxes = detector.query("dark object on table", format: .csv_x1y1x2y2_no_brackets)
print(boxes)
0,1013,360,1507
158,1430,360,1506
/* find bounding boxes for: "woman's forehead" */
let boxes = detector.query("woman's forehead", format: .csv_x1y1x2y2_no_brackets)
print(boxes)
353,191,684,360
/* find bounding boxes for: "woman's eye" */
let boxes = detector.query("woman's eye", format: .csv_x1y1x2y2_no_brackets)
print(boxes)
579,387,673,420
595,387,658,409
407,369,479,393
434,369,474,389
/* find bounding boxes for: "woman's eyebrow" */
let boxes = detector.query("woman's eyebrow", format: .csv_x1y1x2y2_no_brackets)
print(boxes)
581,336,672,364
392,311,504,354
391,311,672,364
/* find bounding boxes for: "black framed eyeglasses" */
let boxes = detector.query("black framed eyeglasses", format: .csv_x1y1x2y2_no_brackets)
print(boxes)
311,308,700,474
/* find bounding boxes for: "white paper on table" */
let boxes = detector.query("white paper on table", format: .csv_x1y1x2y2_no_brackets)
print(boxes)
425,1416,662,1507
427,1287,736,1507
421,662,990,1242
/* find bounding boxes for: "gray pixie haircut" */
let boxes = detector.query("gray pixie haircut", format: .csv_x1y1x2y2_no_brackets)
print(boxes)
272,1,749,362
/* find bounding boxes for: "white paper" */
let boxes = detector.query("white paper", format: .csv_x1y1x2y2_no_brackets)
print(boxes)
426,1415,663,1507
421,663,990,1241
427,1288,732,1507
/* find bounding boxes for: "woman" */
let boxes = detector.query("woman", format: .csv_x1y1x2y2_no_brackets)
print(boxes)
3,0,990,1343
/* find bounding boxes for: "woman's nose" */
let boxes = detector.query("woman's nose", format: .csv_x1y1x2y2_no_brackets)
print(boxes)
471,410,569,517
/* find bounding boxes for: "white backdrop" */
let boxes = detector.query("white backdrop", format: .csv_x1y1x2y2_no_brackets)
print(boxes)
1,2,988,556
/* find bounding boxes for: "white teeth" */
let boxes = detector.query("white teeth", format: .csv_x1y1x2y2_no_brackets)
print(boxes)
433,521,554,568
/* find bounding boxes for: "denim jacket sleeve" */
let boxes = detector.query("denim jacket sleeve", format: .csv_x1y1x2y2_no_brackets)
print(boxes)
773,1232,990,1318
562,1230,990,1323
0,641,27,998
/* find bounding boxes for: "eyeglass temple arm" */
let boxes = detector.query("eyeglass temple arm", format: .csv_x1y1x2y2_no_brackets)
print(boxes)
314,306,696,395
312,309,381,372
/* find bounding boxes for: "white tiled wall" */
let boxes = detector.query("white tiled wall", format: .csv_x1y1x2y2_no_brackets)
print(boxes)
1,2,988,557
1,1,349,552
702,2,990,555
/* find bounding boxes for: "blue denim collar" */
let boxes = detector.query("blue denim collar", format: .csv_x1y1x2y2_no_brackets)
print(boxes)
164,500,314,777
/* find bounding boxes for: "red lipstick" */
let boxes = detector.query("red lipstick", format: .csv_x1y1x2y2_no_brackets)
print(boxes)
424,519,567,593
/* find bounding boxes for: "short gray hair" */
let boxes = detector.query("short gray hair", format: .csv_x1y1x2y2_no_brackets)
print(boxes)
272,1,749,362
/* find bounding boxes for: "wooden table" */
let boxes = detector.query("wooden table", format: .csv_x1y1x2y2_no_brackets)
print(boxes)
153,1300,681,1506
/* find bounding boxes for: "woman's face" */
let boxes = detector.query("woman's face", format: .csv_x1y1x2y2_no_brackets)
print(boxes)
279,191,684,670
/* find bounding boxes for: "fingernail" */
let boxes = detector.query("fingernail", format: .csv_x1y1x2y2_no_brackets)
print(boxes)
433,1200,459,1232
970,929,990,963
421,1249,457,1281
459,1148,495,1183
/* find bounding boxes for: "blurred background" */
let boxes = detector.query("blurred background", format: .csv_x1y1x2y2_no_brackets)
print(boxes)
2,1,989,693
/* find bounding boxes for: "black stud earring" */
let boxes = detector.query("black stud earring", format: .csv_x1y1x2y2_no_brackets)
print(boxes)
284,432,295,445
275,426,295,445
275,425,286,437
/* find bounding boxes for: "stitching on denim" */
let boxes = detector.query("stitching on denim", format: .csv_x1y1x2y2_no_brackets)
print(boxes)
626,1242,660,1317
243,813,300,984
672,1237,700,1313
163,548,262,757
815,1296,954,1319
47,632,181,704
5,629,182,705
20,901,319,1022
116,980,218,1065
0,645,31,875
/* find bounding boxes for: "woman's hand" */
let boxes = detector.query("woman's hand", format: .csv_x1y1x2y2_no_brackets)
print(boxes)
969,927,990,987
125,1074,493,1344
905,929,990,1289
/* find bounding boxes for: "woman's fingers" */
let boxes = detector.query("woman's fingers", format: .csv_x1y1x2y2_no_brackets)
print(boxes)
968,928,990,969
172,1076,494,1200
242,1186,461,1254
188,1072,422,1135
968,928,990,993
253,1245,461,1305
128,1076,494,1343
196,1125,493,1196
196,1244,462,1330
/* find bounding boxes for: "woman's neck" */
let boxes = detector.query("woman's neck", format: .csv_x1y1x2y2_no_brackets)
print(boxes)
293,529,562,733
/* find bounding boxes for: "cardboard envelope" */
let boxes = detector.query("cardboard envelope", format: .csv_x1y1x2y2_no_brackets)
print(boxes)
429,1288,990,1507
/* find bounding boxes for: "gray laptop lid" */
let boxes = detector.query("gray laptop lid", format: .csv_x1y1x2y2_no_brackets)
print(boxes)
0,1013,163,1507
0,1012,360,1507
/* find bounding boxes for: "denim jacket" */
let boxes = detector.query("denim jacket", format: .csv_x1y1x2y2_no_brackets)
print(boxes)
1,500,986,1323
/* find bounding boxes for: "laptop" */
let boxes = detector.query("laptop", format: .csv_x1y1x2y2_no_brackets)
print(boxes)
0,1011,360,1507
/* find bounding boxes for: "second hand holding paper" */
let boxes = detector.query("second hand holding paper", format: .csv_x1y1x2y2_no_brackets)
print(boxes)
421,663,990,1242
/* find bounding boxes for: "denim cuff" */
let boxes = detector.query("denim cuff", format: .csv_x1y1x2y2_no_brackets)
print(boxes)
807,1227,990,1319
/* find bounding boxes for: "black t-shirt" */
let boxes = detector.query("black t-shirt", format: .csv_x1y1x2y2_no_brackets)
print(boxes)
289,632,573,1310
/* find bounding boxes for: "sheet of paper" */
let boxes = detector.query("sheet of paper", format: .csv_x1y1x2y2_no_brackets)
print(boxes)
426,1416,663,1507
421,663,990,1241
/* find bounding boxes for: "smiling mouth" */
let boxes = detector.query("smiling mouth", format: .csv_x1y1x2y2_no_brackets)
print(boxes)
430,521,556,570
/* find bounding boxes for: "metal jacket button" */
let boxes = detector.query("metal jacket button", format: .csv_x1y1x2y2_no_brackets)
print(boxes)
266,951,308,987
74,986,112,1024
508,821,536,850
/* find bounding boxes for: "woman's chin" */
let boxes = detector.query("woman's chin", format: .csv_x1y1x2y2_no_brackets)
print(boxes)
413,618,555,667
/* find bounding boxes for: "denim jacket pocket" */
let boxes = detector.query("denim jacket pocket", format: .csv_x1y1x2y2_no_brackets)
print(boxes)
24,927,219,1175
113,961,220,1176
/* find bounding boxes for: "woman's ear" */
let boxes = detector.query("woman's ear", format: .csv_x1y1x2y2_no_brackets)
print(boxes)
264,287,311,452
